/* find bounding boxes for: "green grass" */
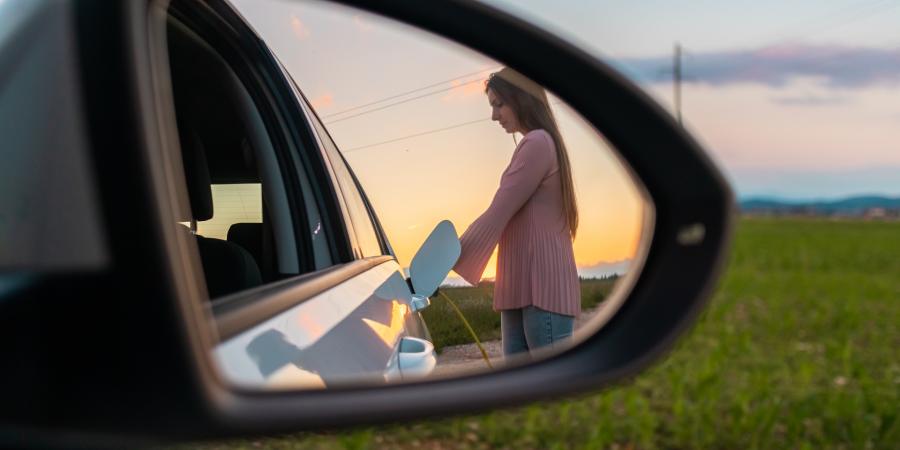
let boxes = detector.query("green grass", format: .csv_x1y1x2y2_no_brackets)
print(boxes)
422,276,618,352
186,218,900,449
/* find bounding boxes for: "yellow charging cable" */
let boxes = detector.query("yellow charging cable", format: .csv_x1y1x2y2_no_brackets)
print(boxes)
438,290,493,369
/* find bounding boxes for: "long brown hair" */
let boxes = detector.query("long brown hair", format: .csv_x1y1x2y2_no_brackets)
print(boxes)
486,68,579,238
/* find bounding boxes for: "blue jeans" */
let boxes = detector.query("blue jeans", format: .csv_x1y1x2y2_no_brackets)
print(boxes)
501,306,575,357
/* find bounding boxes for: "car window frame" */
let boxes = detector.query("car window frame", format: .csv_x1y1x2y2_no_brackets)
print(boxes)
167,7,310,276
296,93,389,259
340,150,394,258
169,0,352,278
285,74,363,261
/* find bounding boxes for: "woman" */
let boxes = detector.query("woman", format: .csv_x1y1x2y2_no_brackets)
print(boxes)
453,67,580,358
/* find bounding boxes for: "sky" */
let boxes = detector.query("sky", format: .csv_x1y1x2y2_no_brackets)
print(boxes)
231,0,647,278
229,0,900,276
481,0,900,199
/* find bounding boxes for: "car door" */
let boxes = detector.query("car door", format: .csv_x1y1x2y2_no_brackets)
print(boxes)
164,0,435,389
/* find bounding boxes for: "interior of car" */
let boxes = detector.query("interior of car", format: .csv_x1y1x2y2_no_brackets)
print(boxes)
166,14,295,298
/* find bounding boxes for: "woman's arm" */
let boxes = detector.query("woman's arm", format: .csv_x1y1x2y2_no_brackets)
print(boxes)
453,131,555,285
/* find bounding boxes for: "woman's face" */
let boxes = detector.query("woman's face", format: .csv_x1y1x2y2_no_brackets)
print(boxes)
487,88,521,134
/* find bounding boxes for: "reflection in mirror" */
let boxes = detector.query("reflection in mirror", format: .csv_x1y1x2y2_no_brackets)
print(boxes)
182,0,653,389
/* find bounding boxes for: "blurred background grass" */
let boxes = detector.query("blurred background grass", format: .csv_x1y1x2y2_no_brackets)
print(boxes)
190,218,900,449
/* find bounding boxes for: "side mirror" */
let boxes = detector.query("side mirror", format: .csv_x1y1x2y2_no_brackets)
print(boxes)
408,220,461,309
0,0,733,444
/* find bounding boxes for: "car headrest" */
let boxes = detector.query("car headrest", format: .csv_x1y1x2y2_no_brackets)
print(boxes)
227,222,263,267
168,16,259,184
180,131,214,222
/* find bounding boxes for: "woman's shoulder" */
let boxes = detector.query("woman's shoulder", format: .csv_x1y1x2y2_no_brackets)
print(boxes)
520,129,555,149
523,128,553,143
514,129,555,168
518,129,555,156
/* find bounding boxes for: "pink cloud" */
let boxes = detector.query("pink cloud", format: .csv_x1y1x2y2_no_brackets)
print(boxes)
624,44,900,88
441,78,487,103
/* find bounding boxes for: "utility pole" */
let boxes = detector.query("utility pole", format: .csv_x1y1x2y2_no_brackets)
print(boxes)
674,42,682,125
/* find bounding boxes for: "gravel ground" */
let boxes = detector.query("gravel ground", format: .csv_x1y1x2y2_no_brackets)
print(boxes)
432,306,602,377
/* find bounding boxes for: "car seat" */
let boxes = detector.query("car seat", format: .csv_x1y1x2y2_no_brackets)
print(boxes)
180,131,263,298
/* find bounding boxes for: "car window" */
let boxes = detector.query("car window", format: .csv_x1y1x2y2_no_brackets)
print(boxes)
288,151,334,270
277,75,336,269
194,184,262,240
307,111,385,258
166,12,330,298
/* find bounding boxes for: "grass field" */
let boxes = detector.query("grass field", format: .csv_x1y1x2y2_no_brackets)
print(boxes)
422,276,618,352
192,218,900,449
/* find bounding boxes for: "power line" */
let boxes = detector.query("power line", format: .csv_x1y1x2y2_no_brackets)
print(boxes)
323,66,502,118
343,117,491,153
324,77,488,125
342,100,567,154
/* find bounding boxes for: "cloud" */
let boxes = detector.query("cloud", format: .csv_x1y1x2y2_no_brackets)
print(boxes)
770,94,851,106
622,44,900,88
309,92,334,110
441,78,488,103
290,14,311,40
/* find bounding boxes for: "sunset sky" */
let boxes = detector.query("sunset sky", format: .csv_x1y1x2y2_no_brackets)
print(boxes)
484,0,900,198
229,0,900,276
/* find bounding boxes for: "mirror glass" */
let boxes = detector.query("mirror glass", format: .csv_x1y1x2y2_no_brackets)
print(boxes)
166,0,652,390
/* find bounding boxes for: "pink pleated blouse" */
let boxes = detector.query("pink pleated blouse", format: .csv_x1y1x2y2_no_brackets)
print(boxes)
453,129,581,317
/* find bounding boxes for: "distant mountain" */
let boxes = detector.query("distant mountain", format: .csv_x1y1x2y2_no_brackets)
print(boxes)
740,195,900,216
439,259,632,288
577,259,631,279
440,275,473,288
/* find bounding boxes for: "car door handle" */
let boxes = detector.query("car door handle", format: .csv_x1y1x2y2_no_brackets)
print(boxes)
396,336,436,380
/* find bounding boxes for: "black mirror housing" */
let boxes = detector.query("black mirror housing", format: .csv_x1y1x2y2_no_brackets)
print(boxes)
0,0,733,444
